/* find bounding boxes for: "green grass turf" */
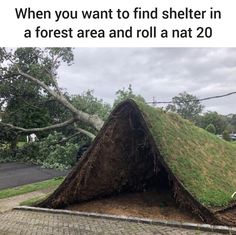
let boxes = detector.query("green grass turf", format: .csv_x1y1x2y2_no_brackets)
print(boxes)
0,177,64,199
20,195,47,206
136,100,236,208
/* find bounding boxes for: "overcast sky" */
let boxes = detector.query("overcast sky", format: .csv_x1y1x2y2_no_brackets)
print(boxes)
58,48,236,115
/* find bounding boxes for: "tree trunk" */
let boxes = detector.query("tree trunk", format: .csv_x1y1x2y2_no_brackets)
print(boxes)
10,134,18,158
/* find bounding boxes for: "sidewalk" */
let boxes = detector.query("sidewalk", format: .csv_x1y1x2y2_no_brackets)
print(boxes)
0,188,235,234
0,187,54,213
0,209,228,235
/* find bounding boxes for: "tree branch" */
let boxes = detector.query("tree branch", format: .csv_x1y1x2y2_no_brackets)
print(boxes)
56,127,95,145
0,118,75,134
56,132,82,145
44,54,62,95
45,67,62,95
17,68,74,110
16,68,104,131
75,127,96,140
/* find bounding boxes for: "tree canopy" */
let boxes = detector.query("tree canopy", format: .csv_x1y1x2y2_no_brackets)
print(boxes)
196,111,228,135
0,48,104,143
113,84,145,107
166,92,204,122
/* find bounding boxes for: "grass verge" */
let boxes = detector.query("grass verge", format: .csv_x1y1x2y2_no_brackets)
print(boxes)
0,177,64,199
20,195,48,206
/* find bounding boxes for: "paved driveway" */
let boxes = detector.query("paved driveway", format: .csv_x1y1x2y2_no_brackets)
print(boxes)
0,163,68,190
0,209,225,235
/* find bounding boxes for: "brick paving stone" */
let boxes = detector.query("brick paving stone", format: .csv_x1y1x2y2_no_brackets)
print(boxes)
0,210,230,235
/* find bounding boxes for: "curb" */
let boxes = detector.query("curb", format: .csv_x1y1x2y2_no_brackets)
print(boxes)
14,206,236,234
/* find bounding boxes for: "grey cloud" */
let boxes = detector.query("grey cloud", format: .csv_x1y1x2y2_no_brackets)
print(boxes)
58,48,236,114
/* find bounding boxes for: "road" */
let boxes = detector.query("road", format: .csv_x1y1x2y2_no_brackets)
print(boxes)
0,162,68,190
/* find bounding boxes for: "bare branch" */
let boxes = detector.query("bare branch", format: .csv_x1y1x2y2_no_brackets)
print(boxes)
0,118,75,134
51,76,61,95
17,68,75,113
17,68,63,103
16,68,104,131
56,132,82,145
57,127,95,144
75,127,96,140
44,55,62,95
46,132,81,146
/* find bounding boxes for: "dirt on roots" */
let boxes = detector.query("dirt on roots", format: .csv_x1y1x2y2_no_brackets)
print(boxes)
38,100,236,226
67,190,202,223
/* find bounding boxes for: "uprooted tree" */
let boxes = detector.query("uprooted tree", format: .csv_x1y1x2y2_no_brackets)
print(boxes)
39,99,236,226
0,48,105,148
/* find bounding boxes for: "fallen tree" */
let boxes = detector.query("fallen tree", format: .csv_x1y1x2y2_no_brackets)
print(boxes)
0,48,104,142
38,99,236,226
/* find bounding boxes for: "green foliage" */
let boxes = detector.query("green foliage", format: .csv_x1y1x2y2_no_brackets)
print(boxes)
0,126,14,145
230,114,236,131
71,90,111,121
4,99,51,129
15,142,40,163
40,142,79,170
205,124,216,134
113,84,145,107
0,47,74,145
166,92,204,122
0,177,64,199
197,112,227,134
13,132,82,170
1,48,51,129
222,130,231,141
0,148,15,163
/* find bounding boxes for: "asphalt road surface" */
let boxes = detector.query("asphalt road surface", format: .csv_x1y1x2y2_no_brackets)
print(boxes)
0,163,69,190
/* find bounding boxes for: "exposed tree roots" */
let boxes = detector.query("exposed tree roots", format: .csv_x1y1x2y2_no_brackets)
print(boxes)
37,100,236,226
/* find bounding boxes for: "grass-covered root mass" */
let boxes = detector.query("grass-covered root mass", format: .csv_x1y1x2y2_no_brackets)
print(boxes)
137,101,236,207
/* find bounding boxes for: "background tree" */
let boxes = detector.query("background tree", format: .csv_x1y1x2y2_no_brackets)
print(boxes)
205,124,216,134
166,92,204,122
71,90,111,121
228,114,236,132
196,111,228,135
222,130,231,141
113,84,145,107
